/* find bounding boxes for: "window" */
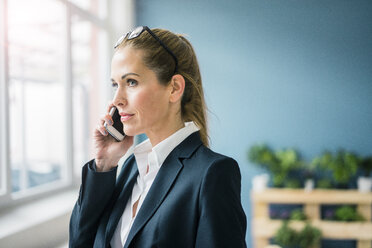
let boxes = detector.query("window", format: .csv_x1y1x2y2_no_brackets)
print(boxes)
8,0,66,193
0,0,109,207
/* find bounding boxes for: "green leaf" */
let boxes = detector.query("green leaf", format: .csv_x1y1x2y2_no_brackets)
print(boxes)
290,209,307,221
274,222,298,247
298,224,322,248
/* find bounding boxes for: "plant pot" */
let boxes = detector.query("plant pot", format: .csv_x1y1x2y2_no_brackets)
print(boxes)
357,177,372,193
252,174,269,192
304,179,314,192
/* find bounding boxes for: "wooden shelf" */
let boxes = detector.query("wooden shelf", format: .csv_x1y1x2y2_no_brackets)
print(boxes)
251,189,372,248
252,189,372,205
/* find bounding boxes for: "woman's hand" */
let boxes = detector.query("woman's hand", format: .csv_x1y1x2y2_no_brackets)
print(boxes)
93,103,134,172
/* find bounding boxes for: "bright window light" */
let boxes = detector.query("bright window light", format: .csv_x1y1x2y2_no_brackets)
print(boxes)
8,0,66,192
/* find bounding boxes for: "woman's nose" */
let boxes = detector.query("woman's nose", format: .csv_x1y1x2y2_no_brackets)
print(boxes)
113,88,127,107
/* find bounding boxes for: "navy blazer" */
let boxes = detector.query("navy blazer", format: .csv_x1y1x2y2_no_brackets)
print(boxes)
69,132,247,248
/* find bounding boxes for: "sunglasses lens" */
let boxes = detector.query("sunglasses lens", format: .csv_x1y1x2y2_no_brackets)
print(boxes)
114,36,123,48
114,26,144,48
128,26,144,40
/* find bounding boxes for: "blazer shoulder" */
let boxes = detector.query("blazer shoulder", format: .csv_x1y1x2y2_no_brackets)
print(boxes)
197,145,238,164
190,145,240,174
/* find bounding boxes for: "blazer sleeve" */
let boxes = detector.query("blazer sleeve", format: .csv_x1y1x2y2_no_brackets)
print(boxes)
69,159,118,248
195,157,247,248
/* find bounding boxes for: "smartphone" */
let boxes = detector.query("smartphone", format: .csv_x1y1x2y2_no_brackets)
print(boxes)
104,107,125,141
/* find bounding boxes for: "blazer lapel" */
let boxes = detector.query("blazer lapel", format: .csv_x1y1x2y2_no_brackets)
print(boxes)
105,155,139,244
124,132,203,248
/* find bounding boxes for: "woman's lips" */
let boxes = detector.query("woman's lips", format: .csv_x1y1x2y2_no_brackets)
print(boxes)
120,112,134,122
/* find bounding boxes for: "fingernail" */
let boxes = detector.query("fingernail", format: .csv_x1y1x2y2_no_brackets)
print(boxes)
103,130,108,135
108,120,113,125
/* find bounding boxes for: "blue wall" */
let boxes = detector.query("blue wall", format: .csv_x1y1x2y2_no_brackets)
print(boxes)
135,0,372,246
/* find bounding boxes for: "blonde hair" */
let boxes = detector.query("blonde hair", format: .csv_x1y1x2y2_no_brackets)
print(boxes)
117,28,209,146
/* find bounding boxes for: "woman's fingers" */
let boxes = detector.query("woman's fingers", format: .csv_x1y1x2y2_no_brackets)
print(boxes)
99,114,114,127
106,102,116,113
96,124,108,136
96,105,116,138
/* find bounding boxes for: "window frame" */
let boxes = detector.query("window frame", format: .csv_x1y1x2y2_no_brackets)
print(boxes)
0,0,112,209
0,0,11,205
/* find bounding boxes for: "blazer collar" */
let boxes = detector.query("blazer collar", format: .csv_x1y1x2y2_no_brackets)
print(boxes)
124,131,203,248
169,131,203,159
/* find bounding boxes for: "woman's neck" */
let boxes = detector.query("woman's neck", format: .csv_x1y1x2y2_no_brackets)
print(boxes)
146,118,185,147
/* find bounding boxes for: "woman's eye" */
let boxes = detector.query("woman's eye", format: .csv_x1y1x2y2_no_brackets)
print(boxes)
111,82,118,89
127,79,138,87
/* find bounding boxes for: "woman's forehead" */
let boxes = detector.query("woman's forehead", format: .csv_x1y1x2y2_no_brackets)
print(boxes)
111,47,145,71
110,47,156,81
113,46,144,63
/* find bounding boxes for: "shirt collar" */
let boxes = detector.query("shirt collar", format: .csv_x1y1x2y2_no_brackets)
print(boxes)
152,121,199,167
133,122,199,174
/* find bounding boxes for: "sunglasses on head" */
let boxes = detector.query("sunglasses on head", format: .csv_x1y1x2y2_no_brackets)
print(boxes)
114,26,178,74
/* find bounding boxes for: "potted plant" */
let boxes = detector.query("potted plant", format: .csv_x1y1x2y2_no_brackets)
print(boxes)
312,150,358,188
274,221,298,248
248,144,278,189
334,205,365,222
248,144,277,170
277,148,302,188
248,144,302,187
357,156,372,193
290,209,307,221
274,221,321,248
297,223,322,248
311,151,332,189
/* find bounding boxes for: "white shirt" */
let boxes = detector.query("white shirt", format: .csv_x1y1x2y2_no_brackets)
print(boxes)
110,122,199,248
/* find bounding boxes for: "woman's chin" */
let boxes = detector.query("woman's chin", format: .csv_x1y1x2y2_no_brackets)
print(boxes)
123,127,139,137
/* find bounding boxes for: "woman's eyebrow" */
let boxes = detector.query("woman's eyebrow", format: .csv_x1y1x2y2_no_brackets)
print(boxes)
111,73,140,83
121,73,140,80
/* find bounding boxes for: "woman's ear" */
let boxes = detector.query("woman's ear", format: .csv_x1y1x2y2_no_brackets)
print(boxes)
169,74,185,103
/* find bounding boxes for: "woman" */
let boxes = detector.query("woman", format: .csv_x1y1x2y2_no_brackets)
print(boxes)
69,26,247,248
